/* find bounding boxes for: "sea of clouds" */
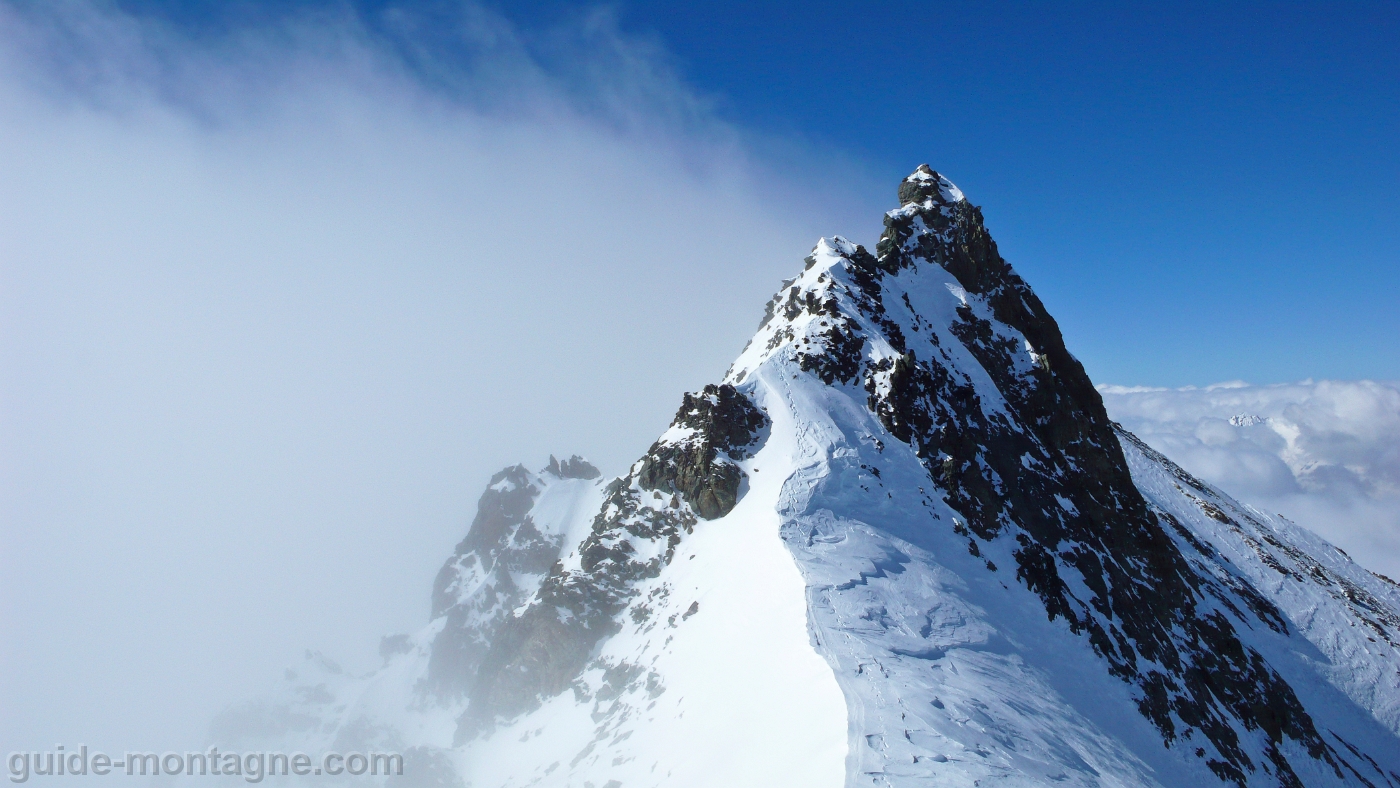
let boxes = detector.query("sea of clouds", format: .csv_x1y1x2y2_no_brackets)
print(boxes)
1101,379,1400,580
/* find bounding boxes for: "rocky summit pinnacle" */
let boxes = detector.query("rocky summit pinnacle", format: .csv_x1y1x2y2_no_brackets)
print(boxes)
218,167,1400,788
897,163,966,207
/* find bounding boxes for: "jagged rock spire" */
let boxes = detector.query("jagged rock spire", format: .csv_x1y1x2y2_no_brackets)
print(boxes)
879,166,1010,293
545,454,601,480
897,163,966,207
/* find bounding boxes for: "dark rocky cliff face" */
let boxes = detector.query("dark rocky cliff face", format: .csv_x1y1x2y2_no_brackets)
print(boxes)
547,454,602,480
781,165,1349,785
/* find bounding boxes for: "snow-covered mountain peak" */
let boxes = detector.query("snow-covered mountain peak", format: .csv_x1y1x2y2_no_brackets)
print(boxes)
221,166,1400,788
816,234,861,258
729,168,1074,404
716,167,1400,786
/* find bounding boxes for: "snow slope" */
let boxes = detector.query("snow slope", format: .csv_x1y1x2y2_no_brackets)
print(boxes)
1120,428,1400,742
458,397,848,788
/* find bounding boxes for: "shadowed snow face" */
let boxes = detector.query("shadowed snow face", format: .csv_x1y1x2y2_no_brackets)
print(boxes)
1100,380,1400,578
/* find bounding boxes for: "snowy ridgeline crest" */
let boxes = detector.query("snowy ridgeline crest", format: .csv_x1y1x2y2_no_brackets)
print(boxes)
217,166,1400,788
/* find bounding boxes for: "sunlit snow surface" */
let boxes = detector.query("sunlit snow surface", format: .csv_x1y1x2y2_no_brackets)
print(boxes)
215,178,1400,787
458,426,850,788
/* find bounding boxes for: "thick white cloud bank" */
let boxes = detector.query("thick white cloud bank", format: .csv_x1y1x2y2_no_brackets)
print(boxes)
1101,380,1400,580
0,1,873,755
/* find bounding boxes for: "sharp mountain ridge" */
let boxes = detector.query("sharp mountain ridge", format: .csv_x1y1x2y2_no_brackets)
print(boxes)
214,166,1400,788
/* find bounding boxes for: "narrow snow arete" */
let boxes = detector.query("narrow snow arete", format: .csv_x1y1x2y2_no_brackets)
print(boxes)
222,167,1400,788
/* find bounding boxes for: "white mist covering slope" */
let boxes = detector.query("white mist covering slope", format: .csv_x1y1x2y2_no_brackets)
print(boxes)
206,467,609,762
215,451,849,788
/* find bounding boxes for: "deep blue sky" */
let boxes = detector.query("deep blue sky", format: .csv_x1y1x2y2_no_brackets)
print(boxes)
113,0,1399,386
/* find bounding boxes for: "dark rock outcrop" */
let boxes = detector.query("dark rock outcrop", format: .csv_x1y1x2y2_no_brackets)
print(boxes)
637,383,768,519
547,454,601,480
